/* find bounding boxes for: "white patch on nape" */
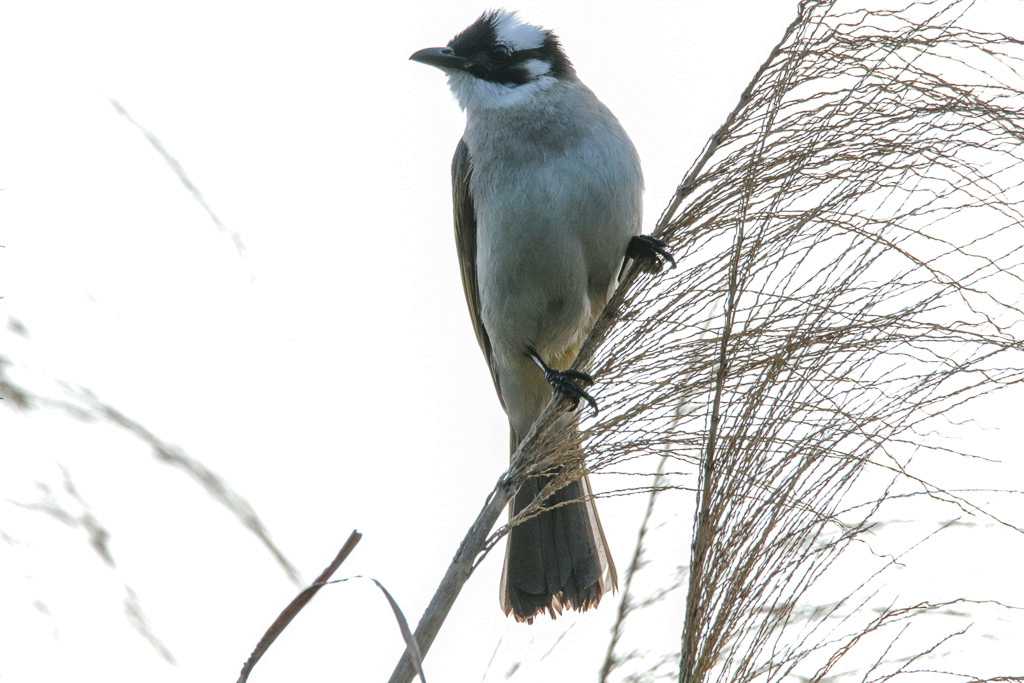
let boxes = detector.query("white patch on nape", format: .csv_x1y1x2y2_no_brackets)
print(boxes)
490,10,546,51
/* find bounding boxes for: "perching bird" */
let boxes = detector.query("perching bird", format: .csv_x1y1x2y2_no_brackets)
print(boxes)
411,10,673,623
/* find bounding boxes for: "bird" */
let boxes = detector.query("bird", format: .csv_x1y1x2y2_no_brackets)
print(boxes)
410,10,673,623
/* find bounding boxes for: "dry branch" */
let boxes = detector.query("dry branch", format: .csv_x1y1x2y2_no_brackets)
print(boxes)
240,531,431,683
237,530,363,683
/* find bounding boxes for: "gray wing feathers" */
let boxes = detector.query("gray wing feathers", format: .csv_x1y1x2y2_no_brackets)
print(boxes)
452,138,503,406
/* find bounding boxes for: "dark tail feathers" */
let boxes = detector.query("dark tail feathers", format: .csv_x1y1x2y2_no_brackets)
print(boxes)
500,469,617,623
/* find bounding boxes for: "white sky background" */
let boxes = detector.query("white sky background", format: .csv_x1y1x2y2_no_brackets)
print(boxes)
1,1,1023,682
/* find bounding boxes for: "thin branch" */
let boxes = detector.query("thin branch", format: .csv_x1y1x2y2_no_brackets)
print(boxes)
109,98,247,257
237,531,362,683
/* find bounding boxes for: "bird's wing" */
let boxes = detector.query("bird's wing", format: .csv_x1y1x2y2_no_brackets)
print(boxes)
452,138,504,407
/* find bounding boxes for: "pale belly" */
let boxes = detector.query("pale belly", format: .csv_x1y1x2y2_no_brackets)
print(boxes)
476,212,621,366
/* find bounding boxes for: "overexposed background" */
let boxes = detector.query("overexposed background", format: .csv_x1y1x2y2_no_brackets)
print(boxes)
2,1,1022,681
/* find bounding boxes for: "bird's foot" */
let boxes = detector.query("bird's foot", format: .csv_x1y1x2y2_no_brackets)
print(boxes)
527,348,598,415
627,235,676,273
546,368,598,415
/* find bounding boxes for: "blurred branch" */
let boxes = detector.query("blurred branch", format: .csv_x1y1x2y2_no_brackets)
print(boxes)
11,466,176,663
0,352,298,583
77,388,300,583
109,98,247,257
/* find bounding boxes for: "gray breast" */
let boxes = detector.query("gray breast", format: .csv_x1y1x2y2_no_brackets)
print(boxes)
465,80,644,360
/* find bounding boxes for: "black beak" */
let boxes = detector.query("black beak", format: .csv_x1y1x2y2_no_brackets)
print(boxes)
409,47,468,71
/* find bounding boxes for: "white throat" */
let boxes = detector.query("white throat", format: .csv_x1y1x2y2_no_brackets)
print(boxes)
446,70,557,111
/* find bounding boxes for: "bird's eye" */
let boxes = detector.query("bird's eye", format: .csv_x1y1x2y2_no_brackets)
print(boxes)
490,44,513,60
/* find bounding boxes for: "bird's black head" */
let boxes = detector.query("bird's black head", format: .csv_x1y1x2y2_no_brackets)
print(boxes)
410,10,573,88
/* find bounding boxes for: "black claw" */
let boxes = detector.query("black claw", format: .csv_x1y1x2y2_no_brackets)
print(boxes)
545,368,599,415
627,235,676,273
560,369,595,386
526,347,599,416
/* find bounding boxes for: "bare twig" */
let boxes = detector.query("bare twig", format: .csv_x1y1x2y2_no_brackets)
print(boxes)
387,482,513,683
237,530,362,683
598,455,670,682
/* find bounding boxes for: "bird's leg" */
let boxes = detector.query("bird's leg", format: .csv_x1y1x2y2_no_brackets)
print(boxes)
526,347,598,415
627,235,676,273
